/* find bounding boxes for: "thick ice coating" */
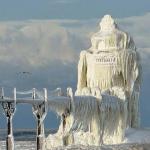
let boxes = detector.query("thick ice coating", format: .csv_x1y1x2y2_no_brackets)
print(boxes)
76,15,140,128
46,15,141,148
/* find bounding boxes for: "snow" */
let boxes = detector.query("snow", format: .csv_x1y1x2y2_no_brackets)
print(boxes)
45,128,150,149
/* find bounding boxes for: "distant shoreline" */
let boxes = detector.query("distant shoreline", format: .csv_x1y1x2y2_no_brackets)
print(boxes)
0,128,57,141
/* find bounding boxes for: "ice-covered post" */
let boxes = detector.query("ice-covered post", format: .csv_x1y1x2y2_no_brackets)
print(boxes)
67,87,74,113
32,88,48,150
1,88,16,150
61,87,74,145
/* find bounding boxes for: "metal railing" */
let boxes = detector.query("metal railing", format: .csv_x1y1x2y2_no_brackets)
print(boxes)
0,87,70,150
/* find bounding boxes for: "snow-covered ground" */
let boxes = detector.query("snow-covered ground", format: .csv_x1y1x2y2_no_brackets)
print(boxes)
1,128,150,150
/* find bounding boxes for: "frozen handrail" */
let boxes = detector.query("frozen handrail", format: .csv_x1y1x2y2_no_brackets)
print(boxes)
0,87,69,150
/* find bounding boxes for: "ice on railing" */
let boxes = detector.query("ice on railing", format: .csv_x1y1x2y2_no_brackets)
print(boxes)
16,90,33,95
13,88,62,100
48,98,70,116
46,87,128,147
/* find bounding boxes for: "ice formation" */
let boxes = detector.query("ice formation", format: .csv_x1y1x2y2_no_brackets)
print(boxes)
76,15,141,128
46,15,141,148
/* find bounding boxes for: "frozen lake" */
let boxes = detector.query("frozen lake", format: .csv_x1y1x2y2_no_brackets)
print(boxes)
0,141,35,150
1,128,150,150
1,141,150,150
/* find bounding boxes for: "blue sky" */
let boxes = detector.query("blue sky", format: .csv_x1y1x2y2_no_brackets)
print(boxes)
0,0,150,20
0,0,150,129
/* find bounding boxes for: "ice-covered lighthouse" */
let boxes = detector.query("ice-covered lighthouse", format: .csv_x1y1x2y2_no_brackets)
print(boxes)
76,14,141,128
46,15,141,147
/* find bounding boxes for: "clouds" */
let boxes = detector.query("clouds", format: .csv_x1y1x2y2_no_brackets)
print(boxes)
0,19,97,70
118,12,150,49
0,21,77,68
118,13,150,73
0,20,89,90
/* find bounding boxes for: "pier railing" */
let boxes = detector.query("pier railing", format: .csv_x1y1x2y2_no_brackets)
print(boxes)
0,87,69,150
